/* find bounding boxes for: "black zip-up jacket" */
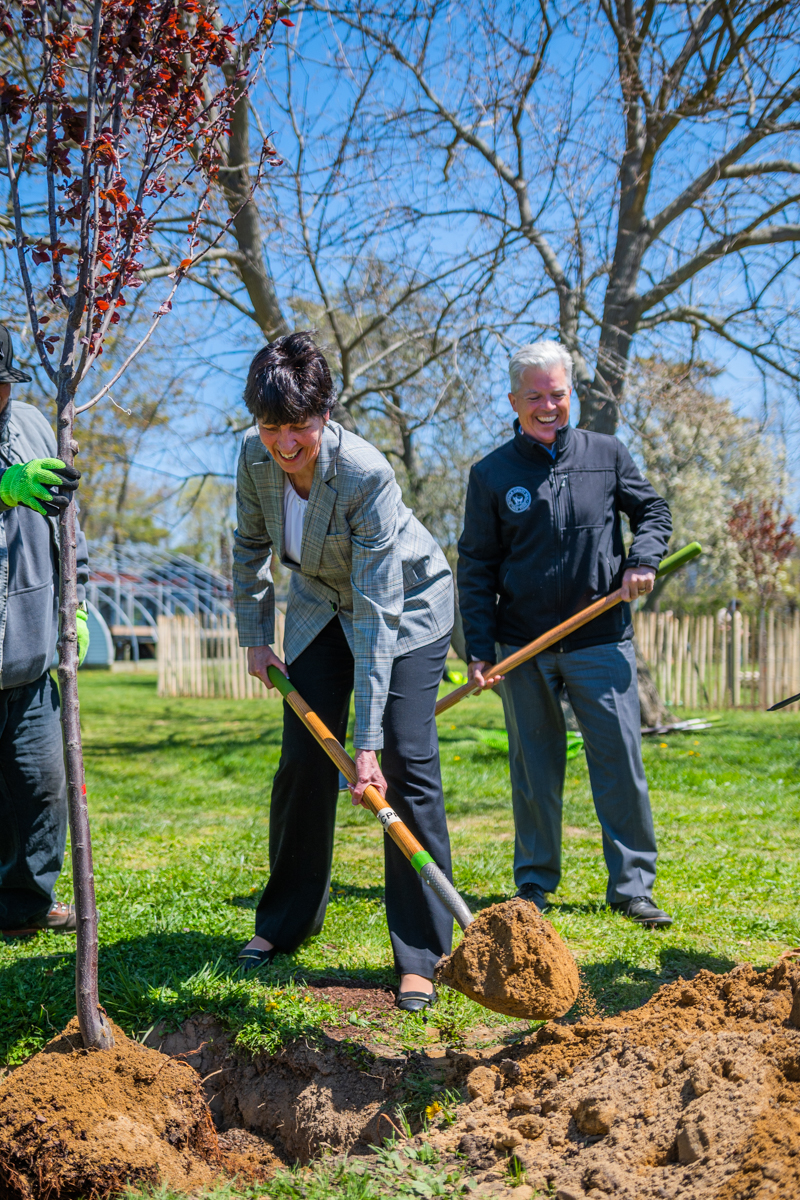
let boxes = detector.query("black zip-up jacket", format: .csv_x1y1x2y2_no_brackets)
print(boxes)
457,422,672,661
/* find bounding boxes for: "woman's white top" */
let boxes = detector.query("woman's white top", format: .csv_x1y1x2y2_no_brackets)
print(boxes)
283,474,308,565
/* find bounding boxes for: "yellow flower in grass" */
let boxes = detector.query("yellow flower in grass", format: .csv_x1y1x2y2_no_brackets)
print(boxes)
453,755,461,761
425,1101,442,1121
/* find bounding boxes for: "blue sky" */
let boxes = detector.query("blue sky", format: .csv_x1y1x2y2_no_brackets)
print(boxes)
6,1,800,521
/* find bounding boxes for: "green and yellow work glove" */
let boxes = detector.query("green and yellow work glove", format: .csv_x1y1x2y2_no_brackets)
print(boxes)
76,606,90,667
0,457,80,517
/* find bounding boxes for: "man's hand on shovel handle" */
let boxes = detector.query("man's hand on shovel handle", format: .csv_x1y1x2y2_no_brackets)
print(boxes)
247,645,289,688
621,566,656,602
351,749,388,808
468,661,506,692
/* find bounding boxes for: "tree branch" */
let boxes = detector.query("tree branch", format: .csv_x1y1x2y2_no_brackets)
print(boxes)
638,223,800,312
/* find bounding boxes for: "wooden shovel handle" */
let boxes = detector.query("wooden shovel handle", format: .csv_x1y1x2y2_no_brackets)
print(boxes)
436,590,622,715
266,666,428,866
436,541,702,717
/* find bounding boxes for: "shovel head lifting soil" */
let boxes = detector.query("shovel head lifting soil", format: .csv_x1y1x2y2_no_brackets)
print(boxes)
266,667,580,1020
435,898,580,1019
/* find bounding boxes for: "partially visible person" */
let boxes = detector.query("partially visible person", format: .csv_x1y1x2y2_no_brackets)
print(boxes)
458,340,673,926
0,324,86,938
233,332,454,1012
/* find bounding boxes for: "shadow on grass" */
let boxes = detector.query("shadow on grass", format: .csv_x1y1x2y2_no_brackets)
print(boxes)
327,881,387,903
0,929,399,1064
459,890,514,911
0,945,80,1063
576,946,737,1016
549,901,608,917
100,931,395,1026
88,726,284,761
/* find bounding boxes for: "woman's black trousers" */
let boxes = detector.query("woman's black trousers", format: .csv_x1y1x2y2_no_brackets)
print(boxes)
254,617,453,979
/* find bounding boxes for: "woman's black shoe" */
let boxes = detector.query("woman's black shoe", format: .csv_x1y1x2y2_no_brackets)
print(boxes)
237,945,277,973
395,988,437,1014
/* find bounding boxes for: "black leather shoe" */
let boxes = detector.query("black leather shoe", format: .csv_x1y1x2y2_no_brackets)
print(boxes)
611,896,672,928
515,883,549,912
237,945,278,973
396,988,437,1014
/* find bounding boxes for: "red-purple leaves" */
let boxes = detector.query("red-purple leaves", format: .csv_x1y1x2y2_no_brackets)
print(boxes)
0,76,26,121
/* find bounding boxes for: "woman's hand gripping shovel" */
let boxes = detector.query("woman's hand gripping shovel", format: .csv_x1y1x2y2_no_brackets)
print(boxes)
266,665,580,1019
436,542,703,716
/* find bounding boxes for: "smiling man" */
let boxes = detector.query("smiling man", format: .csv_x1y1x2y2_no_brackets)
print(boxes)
458,340,673,926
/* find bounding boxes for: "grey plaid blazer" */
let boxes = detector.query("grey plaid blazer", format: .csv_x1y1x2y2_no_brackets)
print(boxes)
233,420,453,749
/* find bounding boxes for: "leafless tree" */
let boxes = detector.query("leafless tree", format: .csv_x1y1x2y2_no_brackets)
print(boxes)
162,18,512,500
301,0,800,434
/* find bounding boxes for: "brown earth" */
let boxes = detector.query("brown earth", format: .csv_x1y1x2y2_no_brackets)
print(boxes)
0,1017,221,1199
436,899,581,1018
417,957,800,1199
306,980,397,1017
148,1014,405,1164
3,957,800,1199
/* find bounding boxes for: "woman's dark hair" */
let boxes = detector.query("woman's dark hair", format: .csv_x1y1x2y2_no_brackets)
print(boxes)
243,331,335,425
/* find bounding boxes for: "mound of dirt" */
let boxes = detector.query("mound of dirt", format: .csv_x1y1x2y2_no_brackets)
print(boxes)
436,899,581,1018
0,1017,220,1199
420,957,800,1198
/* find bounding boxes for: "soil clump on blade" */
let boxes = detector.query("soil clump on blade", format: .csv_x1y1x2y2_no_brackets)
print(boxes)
423,958,800,1198
0,1017,223,1199
436,898,580,1018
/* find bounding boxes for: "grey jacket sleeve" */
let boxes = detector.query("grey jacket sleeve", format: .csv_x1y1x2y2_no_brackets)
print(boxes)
456,465,504,663
615,442,672,570
0,467,12,513
349,466,404,750
233,446,276,647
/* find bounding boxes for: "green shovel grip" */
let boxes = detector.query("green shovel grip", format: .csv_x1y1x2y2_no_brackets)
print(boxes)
656,542,702,579
267,664,295,697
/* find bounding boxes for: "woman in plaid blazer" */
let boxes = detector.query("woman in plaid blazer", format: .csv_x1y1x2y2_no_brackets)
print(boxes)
233,332,454,1013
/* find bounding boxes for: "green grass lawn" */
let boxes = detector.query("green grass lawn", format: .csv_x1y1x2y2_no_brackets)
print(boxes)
1,671,799,1193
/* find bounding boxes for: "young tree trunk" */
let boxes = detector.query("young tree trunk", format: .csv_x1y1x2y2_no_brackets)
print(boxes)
56,385,114,1052
758,604,767,710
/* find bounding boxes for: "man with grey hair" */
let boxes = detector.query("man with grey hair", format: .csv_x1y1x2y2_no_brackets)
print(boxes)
457,340,673,926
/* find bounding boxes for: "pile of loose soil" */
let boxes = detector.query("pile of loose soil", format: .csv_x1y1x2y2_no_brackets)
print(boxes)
0,1017,222,1199
416,956,800,1198
436,899,581,1018
6,957,800,1199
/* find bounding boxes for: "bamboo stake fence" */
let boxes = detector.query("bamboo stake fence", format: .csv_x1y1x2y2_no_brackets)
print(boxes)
634,609,800,711
156,606,800,711
157,610,285,699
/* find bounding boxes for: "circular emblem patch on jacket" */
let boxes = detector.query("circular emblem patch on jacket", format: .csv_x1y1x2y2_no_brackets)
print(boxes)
506,486,531,514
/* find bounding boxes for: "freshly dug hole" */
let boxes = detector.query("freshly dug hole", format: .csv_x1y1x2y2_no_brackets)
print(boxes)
149,1015,405,1164
0,1017,220,1200
436,898,580,1018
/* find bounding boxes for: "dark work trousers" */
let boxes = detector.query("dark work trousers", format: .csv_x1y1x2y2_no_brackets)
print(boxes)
498,639,658,905
255,618,454,979
0,671,67,928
